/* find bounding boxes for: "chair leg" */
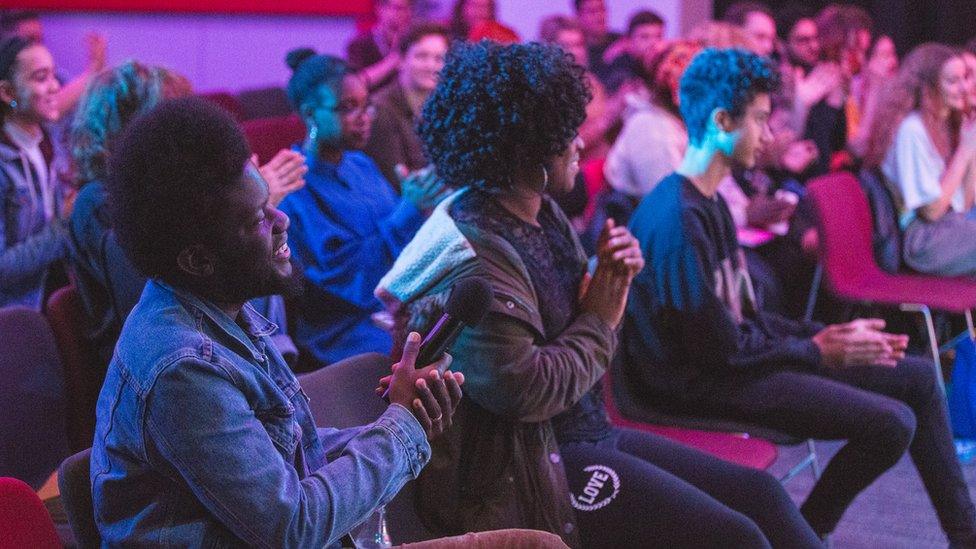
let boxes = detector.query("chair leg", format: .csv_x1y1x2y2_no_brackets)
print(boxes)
899,303,945,395
803,263,823,322
807,438,821,480
780,439,819,484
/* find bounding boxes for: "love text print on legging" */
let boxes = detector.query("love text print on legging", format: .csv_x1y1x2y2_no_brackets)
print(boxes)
570,464,621,511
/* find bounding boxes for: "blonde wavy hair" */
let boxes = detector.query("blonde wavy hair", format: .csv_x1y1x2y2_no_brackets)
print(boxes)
864,43,961,168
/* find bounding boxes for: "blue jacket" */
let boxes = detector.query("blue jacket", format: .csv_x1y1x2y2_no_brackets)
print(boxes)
279,150,423,366
91,280,430,547
0,127,68,308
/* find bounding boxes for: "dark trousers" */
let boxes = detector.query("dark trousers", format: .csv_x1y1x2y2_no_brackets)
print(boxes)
686,356,976,544
560,428,822,549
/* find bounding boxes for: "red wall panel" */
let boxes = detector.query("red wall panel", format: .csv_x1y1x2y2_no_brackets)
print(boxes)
11,0,372,16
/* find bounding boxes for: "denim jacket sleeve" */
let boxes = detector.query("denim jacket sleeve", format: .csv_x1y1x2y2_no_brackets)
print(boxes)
0,218,68,289
144,356,430,549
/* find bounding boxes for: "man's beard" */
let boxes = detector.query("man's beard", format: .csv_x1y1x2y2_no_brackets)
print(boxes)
211,252,304,304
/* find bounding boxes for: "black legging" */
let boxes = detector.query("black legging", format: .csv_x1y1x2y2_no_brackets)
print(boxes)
560,428,822,549
682,356,976,544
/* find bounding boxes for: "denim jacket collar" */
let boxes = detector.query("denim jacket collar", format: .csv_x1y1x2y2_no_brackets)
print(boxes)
153,280,279,363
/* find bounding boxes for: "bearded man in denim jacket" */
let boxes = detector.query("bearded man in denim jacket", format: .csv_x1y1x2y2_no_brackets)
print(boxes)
90,97,463,547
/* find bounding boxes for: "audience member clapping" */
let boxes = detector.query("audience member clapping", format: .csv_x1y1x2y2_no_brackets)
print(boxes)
865,44,976,277
346,0,413,91
377,40,821,549
365,23,449,191
0,36,69,309
68,61,300,366
279,49,447,370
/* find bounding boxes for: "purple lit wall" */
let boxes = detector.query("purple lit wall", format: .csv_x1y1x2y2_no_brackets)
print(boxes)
40,0,711,93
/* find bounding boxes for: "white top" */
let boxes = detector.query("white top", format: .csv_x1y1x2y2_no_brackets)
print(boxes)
604,104,687,198
881,111,963,228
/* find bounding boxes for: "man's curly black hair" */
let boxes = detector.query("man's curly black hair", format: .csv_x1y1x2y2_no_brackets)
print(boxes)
107,96,251,281
678,48,780,146
418,40,591,192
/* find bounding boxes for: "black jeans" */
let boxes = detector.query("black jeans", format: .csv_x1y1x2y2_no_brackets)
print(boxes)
683,356,976,544
560,428,822,549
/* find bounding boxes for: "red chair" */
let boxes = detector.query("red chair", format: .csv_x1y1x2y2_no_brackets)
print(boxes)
199,91,244,122
806,172,976,392
0,477,62,549
580,157,607,226
242,115,306,165
602,370,779,471
46,285,104,453
238,86,293,120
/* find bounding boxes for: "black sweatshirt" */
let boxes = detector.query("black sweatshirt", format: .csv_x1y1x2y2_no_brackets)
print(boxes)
623,173,823,402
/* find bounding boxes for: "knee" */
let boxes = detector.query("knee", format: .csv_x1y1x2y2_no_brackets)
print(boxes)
902,357,940,408
874,402,917,452
707,511,770,549
741,468,793,508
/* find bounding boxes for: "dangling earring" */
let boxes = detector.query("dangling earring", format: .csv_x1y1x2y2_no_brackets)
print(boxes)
8,100,16,109
308,123,318,142
540,165,549,192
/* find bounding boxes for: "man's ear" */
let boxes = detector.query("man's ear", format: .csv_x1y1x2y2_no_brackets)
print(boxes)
712,108,735,133
176,244,216,278
708,107,739,156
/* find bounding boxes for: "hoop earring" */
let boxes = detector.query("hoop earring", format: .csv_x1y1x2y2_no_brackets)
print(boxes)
8,100,16,109
540,165,549,192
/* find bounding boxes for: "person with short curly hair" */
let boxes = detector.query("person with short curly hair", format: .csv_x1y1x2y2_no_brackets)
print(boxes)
626,48,976,543
377,41,820,549
67,61,301,368
93,96,464,546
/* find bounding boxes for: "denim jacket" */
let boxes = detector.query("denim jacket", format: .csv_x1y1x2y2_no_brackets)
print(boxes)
0,128,68,308
92,280,430,548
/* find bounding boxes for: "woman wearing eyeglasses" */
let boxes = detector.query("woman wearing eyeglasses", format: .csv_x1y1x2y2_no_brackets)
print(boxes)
280,48,448,370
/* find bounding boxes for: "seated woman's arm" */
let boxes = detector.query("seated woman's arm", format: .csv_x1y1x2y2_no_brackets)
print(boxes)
445,307,616,423
0,219,68,290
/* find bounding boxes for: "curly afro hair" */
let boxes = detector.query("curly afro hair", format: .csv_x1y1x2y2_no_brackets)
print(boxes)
107,96,251,281
418,40,591,192
678,48,780,146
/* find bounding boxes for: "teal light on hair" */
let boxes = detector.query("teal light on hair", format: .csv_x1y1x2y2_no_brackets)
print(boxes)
70,60,178,184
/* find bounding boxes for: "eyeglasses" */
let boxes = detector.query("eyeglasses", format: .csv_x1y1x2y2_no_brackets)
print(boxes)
328,102,377,118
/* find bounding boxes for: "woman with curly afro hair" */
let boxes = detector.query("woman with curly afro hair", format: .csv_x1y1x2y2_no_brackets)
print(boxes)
376,41,820,548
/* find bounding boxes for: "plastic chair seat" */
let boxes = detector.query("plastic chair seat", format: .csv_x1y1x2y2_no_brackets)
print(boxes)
832,271,976,314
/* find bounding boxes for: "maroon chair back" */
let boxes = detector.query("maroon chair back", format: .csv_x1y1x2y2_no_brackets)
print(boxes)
0,307,69,490
238,86,292,120
199,91,244,122
0,477,62,549
242,115,306,165
46,285,103,453
805,172,883,300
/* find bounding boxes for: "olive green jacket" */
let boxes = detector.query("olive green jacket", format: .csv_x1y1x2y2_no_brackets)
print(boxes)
376,190,616,548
